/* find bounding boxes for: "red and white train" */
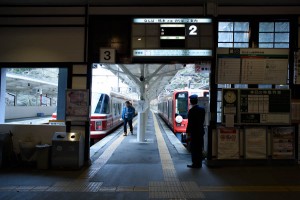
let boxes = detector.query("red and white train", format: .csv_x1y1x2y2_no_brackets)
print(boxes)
157,89,209,141
52,91,136,143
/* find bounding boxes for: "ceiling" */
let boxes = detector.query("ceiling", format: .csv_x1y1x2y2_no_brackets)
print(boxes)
0,0,299,6
100,63,184,102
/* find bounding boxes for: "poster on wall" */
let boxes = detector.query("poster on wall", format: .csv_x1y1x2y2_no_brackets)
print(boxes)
272,126,294,159
244,127,267,159
217,127,239,159
294,51,300,84
216,48,289,85
66,89,90,121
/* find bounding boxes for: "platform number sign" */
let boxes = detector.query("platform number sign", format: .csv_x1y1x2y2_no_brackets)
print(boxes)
100,48,116,63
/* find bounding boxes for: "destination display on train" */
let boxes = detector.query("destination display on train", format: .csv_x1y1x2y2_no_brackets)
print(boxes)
132,18,213,57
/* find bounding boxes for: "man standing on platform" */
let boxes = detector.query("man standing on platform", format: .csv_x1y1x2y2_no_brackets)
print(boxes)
122,101,135,136
186,94,206,169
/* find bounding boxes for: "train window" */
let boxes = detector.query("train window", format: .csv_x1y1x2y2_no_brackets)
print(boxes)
175,92,188,119
94,94,110,114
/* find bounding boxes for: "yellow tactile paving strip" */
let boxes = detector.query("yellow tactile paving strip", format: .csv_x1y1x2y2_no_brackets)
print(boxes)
150,112,206,199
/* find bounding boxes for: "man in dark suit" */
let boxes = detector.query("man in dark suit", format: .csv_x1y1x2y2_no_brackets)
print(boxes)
186,94,206,169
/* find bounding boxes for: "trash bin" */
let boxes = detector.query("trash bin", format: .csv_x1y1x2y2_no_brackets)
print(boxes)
51,132,84,169
36,144,51,169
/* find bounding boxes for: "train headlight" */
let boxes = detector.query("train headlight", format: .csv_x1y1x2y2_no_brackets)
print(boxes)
175,115,183,123
95,121,102,130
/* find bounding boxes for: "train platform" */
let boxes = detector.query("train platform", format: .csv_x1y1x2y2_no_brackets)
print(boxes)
1,111,300,200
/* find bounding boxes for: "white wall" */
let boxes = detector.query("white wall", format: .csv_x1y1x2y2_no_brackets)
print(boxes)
5,106,56,119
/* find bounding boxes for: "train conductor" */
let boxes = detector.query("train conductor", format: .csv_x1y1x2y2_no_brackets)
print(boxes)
186,94,206,169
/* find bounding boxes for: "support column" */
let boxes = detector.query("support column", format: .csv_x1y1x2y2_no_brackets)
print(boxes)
137,111,146,142
56,68,68,120
137,65,147,142
0,68,6,123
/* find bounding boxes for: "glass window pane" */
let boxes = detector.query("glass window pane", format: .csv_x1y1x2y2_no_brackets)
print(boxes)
259,33,274,42
258,84,272,89
218,22,233,31
217,102,222,113
234,33,249,42
217,90,223,101
274,43,289,48
218,43,233,48
259,43,274,48
275,33,289,42
234,84,248,88
217,113,222,123
218,32,233,42
234,43,249,48
275,22,289,32
234,22,249,31
259,22,274,32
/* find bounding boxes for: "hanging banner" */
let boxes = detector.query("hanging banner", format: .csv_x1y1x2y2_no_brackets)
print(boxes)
217,127,239,159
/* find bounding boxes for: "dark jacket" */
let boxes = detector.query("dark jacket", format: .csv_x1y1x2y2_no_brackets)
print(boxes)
122,106,135,120
186,105,205,141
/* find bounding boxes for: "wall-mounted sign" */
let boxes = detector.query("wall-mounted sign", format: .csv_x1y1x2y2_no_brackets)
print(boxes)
100,48,116,63
222,89,291,125
132,17,213,58
133,49,212,57
216,48,289,84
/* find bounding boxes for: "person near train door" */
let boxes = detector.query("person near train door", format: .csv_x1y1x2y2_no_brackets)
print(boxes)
122,101,135,136
186,94,205,169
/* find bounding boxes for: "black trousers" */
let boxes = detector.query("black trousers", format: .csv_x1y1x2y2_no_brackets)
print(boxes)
190,137,204,166
123,118,133,133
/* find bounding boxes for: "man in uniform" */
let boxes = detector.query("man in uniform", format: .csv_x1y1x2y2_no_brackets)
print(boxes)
186,94,206,168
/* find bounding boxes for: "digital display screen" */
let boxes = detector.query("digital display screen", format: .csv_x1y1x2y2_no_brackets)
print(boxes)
160,24,185,48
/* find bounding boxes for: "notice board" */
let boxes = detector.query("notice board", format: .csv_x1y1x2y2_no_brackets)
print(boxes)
239,89,291,125
216,48,289,84
222,89,291,125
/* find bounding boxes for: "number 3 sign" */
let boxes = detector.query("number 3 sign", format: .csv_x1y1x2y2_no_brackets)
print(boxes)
100,48,116,63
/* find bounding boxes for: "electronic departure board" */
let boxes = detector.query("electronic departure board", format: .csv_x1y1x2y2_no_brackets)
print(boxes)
131,18,213,57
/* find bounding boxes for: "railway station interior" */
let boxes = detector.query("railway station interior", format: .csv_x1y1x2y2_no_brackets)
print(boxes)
1,0,300,199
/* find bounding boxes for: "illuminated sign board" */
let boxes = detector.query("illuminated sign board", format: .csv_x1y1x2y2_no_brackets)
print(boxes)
133,49,212,57
132,17,213,58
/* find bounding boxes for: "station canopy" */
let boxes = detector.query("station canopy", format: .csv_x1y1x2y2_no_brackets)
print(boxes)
96,63,184,101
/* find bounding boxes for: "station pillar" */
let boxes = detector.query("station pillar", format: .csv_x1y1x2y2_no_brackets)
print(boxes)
0,68,6,123
136,99,148,142
137,111,146,142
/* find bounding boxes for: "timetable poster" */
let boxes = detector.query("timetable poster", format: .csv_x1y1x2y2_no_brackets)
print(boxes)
244,127,267,159
66,89,90,121
240,89,291,125
272,127,294,159
216,48,289,85
217,127,239,159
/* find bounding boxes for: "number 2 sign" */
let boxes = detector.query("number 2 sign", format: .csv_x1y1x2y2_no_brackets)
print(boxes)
100,48,116,63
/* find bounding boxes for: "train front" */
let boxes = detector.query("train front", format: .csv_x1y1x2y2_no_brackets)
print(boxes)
173,91,189,139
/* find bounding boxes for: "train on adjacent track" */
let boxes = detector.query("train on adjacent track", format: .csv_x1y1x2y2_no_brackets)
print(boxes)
157,89,209,142
52,91,137,143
